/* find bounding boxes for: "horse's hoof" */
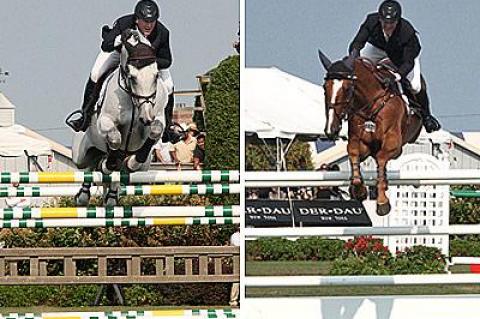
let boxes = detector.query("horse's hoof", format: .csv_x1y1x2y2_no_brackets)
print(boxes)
125,155,142,172
104,197,118,207
351,178,363,186
377,202,391,216
349,184,368,201
104,193,118,207
75,190,91,207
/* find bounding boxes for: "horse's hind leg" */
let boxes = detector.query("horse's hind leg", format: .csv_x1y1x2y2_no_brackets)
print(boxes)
104,181,120,207
75,182,91,206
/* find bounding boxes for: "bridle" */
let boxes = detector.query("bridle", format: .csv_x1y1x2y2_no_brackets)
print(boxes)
324,60,397,124
324,71,357,121
119,56,158,109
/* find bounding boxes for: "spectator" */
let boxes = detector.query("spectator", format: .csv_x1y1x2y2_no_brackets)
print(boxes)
153,140,174,164
170,123,198,169
315,163,344,200
298,156,307,170
193,133,205,170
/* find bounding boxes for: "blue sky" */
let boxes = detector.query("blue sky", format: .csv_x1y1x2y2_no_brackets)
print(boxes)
245,0,480,132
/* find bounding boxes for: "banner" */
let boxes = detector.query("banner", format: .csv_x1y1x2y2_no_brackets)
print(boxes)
245,199,372,227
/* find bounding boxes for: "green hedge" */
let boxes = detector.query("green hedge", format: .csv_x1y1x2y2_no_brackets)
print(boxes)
450,238,480,256
203,55,239,170
246,140,313,171
247,236,447,275
246,237,346,261
0,284,231,307
450,186,480,224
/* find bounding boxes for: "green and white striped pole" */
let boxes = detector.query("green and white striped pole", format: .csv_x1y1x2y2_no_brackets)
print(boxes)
0,170,239,184
0,216,240,228
0,205,240,219
0,184,240,197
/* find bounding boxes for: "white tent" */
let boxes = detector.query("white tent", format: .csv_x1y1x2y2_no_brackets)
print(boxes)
244,67,326,140
0,125,52,157
244,67,346,170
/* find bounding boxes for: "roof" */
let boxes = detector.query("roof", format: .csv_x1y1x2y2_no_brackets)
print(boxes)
0,92,14,109
0,125,52,157
244,67,346,139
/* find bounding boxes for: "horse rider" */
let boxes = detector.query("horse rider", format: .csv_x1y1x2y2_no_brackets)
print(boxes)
349,0,441,133
70,0,175,134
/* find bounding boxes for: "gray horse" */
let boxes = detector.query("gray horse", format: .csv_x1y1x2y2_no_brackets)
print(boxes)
71,30,168,206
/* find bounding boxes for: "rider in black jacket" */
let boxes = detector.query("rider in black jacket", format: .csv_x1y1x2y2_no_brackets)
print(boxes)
70,0,174,133
349,0,441,133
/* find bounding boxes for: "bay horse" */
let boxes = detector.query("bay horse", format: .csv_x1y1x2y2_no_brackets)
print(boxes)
70,30,168,206
318,50,423,216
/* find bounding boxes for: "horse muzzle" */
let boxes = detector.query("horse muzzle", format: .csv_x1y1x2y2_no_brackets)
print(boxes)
138,102,156,126
324,127,340,140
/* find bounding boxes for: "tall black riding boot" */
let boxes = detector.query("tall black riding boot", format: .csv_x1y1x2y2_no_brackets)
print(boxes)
415,86,441,133
162,91,175,143
71,78,97,132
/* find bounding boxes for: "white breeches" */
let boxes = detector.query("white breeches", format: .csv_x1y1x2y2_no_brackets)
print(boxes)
90,50,174,94
360,42,422,93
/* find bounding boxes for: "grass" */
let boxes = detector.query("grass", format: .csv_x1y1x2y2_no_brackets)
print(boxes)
246,261,480,297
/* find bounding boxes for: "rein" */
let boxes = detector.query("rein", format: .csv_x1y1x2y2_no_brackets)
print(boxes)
326,61,399,125
117,52,158,153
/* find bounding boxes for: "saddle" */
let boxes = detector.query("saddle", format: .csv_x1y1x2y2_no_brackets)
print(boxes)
374,59,423,116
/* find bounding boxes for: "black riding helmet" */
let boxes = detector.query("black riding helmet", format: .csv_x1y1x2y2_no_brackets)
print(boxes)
135,0,160,22
378,0,402,23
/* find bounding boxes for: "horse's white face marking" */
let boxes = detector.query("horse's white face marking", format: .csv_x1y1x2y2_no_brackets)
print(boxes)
128,63,159,98
326,108,335,135
331,79,343,105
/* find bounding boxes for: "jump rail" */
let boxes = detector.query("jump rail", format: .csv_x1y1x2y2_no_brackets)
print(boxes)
0,184,240,197
0,309,239,319
0,170,239,184
245,225,480,239
0,205,240,219
245,169,480,187
246,274,480,287
0,217,240,228
451,190,480,198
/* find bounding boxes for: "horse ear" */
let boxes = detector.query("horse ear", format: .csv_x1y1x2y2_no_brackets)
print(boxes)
318,50,332,70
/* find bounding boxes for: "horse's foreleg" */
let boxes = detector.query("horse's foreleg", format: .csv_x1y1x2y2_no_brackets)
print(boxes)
125,120,164,172
375,155,391,216
347,140,368,201
98,115,122,150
